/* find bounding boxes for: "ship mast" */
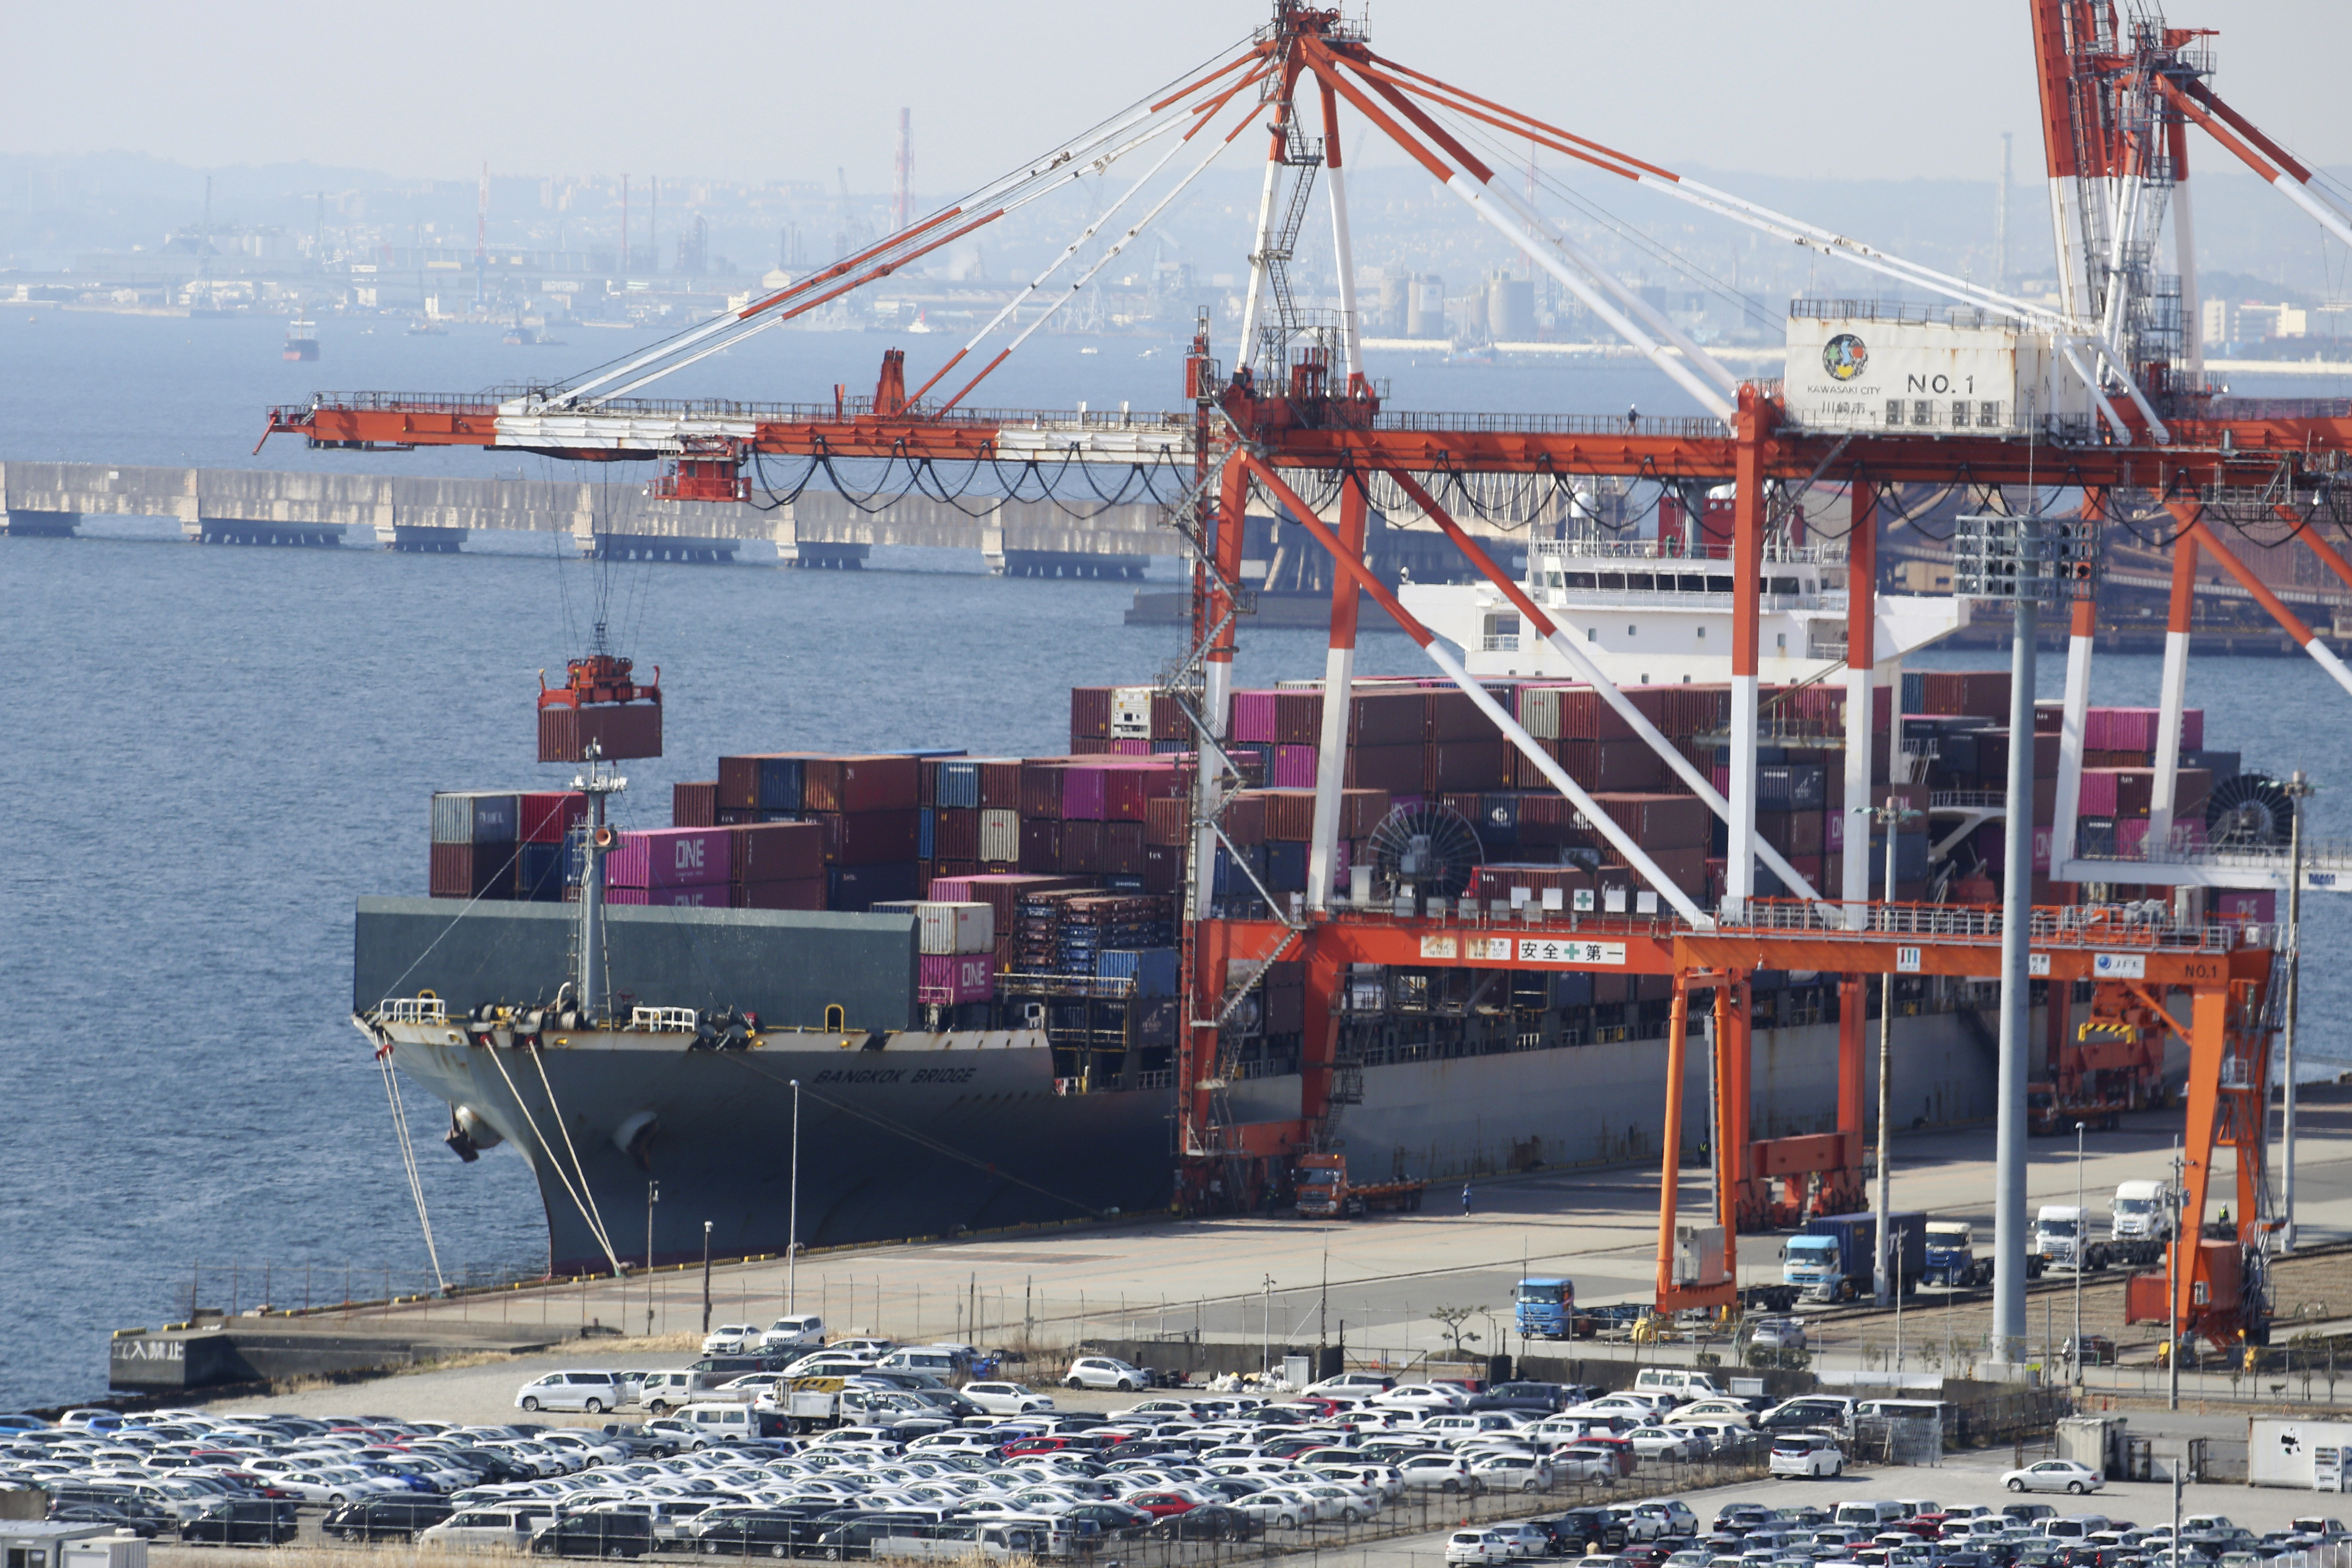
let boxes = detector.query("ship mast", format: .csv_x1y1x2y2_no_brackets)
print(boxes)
572,742,626,1025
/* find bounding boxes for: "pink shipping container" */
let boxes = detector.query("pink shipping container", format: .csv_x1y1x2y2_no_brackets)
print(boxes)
2086,707,2204,752
915,901,994,955
1272,745,1318,788
918,952,996,1004
1232,690,1280,743
1111,738,1153,756
606,887,650,905
608,826,732,888
2115,817,2207,857
2079,770,2122,815
2214,889,2277,924
1061,766,1110,821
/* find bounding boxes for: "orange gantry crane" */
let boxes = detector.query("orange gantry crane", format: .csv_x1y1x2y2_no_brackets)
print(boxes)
266,2,2351,1357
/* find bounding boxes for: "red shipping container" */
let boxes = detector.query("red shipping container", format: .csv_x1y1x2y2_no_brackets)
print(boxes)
671,782,719,829
935,808,980,861
1250,789,1317,842
1060,818,1105,874
1021,762,1067,819
1104,821,1146,874
974,760,1023,809
1020,817,1064,873
1586,792,1711,851
429,842,510,899
608,827,731,888
1144,796,1190,847
1345,744,1423,793
1142,842,1185,894
918,952,997,1004
1070,686,1113,740
605,887,650,906
1427,689,1502,742
538,700,661,763
802,756,920,813
1070,737,1113,756
1426,741,1505,793
1276,690,1324,745
520,791,588,844
1223,793,1266,846
1350,691,1424,745
1101,763,1183,822
734,877,826,911
1341,788,1391,838
816,808,922,866
733,821,826,883
1150,691,1189,741
1758,809,1825,857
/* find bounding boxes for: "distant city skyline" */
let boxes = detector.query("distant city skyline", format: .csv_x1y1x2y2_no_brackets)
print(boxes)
5,1,2346,192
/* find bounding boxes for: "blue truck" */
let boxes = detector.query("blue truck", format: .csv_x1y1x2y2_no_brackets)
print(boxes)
1781,1212,1928,1302
1514,1276,1579,1338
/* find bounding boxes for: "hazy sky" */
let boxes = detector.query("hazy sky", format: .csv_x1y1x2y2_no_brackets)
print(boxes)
6,1,2345,191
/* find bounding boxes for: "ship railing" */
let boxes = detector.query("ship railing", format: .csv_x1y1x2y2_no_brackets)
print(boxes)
1481,634,1521,652
1533,587,1841,614
630,1005,701,1033
995,972,1141,1001
377,996,448,1024
1133,1069,1175,1090
1931,790,2009,810
1732,897,2251,952
1530,537,1847,565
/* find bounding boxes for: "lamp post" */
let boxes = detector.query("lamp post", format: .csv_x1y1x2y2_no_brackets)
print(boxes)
1262,1274,1274,1382
788,1080,802,1313
1857,794,1923,1308
2168,1138,2184,1412
701,1220,714,1335
2281,771,2316,1252
646,1181,660,1336
2074,1120,2087,1387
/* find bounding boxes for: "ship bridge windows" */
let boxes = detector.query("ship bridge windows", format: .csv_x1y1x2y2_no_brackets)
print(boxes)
1596,572,1624,590
1708,576,1732,592
1563,571,1596,590
1677,573,1710,592
1622,573,1655,591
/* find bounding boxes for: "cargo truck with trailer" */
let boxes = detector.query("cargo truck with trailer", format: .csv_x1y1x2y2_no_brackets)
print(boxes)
1293,1152,1426,1218
1782,1212,1927,1302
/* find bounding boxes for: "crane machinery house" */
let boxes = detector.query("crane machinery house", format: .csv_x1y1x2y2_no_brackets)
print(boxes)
1781,303,2098,438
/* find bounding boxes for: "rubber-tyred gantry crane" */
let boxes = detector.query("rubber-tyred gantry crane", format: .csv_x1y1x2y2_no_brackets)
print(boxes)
267,1,2352,1360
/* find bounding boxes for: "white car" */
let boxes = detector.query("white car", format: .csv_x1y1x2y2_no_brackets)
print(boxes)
1769,1433,1845,1479
1624,1426,1698,1461
513,1370,623,1413
2002,1458,2106,1495
1468,1453,1553,1492
756,1315,826,1351
1395,1453,1484,1494
1448,1529,1522,1565
1665,1399,1758,1427
1063,1356,1150,1391
1371,1383,1469,1413
700,1324,762,1355
962,1382,1056,1415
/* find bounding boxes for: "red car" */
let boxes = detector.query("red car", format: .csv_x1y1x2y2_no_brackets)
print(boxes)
1126,1493,1199,1520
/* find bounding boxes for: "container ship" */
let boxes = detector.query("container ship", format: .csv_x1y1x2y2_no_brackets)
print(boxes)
358,568,2266,1275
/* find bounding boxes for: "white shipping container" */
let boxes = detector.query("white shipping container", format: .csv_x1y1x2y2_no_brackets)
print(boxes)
1517,686,1565,740
1780,308,2094,437
914,901,994,955
1110,685,1154,739
978,808,1021,863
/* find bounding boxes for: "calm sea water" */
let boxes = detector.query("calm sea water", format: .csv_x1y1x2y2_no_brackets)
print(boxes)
1,309,2346,1409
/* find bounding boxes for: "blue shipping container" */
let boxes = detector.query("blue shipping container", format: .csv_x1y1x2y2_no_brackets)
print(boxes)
936,762,981,810
516,842,567,902
918,807,936,860
1097,948,1181,997
757,757,803,812
828,861,921,911
1265,840,1309,892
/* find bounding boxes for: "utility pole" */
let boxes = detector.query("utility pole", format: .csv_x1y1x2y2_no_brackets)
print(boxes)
1263,1274,1274,1381
2169,1138,2184,1411
2282,771,2315,1250
701,1220,714,1334
645,1181,660,1335
2074,1120,2088,1387
788,1080,803,1311
1996,132,2013,290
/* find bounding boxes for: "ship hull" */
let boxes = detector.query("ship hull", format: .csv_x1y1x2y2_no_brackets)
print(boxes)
388,996,2128,1275
387,1029,1175,1273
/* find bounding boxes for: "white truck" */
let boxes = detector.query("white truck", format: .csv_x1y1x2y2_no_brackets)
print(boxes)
2108,1180,2174,1266
754,1377,945,1433
2034,1205,2109,1273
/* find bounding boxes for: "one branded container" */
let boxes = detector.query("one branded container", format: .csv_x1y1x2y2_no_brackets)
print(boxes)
917,953,996,1004
608,827,732,889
